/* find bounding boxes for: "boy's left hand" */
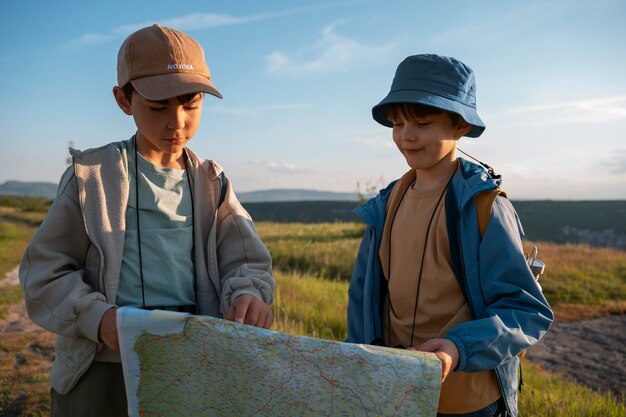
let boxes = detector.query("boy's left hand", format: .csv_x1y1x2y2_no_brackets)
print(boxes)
226,294,273,329
412,338,459,383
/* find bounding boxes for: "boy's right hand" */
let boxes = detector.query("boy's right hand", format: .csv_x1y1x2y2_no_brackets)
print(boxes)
226,294,273,329
412,338,459,383
98,307,120,351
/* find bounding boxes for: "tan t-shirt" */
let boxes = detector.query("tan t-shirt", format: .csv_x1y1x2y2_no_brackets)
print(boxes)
379,169,501,414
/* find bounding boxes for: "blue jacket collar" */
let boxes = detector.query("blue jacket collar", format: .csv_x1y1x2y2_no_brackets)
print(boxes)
354,158,502,227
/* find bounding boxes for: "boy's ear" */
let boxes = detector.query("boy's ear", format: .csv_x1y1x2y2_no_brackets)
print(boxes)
113,86,133,116
455,119,472,139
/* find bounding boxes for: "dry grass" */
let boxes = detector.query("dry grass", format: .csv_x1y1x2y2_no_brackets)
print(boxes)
0,328,55,416
519,361,626,417
1,212,625,415
271,270,349,341
524,241,626,321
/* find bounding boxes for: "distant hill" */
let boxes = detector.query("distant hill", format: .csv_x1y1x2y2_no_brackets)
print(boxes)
0,190,624,250
0,181,57,199
237,189,358,202
0,181,358,202
242,199,626,251
512,200,626,250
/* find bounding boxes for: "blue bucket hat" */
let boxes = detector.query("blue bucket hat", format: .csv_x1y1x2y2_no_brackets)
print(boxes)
372,54,485,138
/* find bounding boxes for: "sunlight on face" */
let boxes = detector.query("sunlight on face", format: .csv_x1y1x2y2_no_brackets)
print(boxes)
391,111,462,174
130,93,204,167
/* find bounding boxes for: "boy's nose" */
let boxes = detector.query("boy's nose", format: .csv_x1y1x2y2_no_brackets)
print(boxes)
168,109,186,129
400,125,418,142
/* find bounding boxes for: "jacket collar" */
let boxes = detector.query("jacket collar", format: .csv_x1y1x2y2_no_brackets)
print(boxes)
354,157,501,227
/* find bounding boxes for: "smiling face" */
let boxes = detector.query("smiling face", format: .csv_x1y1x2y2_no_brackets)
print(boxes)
388,103,470,184
113,86,204,168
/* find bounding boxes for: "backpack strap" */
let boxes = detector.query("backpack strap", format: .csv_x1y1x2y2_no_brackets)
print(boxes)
475,189,507,239
447,187,508,302
218,171,227,207
475,188,527,392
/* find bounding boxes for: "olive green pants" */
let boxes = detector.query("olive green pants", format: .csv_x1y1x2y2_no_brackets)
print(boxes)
51,361,127,417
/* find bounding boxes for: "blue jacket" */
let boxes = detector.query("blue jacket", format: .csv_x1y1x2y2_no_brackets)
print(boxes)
346,158,553,417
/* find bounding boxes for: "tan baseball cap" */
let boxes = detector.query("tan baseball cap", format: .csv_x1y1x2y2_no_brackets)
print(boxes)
117,24,222,101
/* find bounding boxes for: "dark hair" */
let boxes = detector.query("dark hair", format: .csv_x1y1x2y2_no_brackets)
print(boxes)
387,103,463,127
121,83,202,104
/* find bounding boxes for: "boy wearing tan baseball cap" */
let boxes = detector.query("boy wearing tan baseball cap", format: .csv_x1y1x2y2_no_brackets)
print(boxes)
20,25,275,417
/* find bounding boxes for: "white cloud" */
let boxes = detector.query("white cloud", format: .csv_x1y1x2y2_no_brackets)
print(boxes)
64,33,117,48
63,10,298,49
265,21,395,77
62,2,376,49
113,12,278,36
248,160,311,173
503,94,626,126
352,129,394,149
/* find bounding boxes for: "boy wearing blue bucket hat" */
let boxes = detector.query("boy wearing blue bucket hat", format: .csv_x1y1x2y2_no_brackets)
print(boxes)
346,54,552,417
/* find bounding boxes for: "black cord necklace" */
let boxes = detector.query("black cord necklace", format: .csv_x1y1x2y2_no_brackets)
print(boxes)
133,136,197,311
386,163,457,348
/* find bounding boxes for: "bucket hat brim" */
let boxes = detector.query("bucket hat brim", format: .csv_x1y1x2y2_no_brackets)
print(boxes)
372,90,485,138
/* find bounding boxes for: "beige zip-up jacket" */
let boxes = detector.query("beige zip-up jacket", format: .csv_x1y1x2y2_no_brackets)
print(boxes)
19,139,274,394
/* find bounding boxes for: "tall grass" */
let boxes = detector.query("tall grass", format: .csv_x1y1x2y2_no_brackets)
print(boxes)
0,195,51,213
268,265,624,416
1,209,624,416
257,222,626,317
256,222,363,280
530,241,626,305
272,270,349,340
0,207,42,279
519,361,625,417
0,205,50,416
0,328,55,417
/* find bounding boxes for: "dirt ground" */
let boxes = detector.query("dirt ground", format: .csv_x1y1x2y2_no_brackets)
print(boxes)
524,314,626,400
2,267,624,402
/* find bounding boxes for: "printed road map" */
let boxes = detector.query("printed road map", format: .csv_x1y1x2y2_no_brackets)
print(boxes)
117,307,442,417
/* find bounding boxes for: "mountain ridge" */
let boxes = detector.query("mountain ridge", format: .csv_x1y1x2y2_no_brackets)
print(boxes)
0,180,359,202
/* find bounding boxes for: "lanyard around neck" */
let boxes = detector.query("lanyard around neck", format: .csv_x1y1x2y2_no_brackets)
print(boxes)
133,135,197,311
385,164,457,348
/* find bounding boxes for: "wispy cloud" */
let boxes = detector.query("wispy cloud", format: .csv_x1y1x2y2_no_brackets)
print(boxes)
429,3,556,47
208,103,310,117
248,160,311,174
349,128,394,149
265,21,395,77
501,94,626,126
62,2,377,49
65,33,118,48
63,12,282,48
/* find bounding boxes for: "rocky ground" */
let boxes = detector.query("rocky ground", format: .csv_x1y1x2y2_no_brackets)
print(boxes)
2,267,624,401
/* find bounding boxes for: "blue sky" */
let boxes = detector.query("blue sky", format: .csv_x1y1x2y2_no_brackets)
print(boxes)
1,0,625,199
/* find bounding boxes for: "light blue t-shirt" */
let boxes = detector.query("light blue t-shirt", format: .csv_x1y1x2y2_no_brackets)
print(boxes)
116,143,195,309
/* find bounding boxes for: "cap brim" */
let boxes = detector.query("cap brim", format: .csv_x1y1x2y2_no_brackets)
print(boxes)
372,90,485,138
131,73,223,101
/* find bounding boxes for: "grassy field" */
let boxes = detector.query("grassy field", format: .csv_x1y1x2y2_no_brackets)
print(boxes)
0,201,624,416
272,270,626,417
259,222,626,319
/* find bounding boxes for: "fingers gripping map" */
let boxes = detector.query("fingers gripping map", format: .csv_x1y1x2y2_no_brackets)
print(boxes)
117,307,442,417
